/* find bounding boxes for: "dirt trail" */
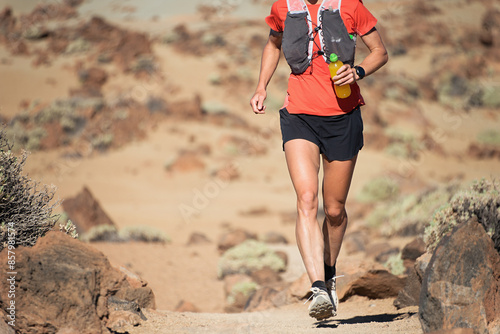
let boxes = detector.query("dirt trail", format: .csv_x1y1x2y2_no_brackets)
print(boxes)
129,300,420,334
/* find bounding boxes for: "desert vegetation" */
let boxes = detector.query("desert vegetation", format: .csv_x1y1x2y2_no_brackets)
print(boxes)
0,130,62,251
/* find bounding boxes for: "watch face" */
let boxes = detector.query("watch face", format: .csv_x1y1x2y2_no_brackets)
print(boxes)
356,66,365,79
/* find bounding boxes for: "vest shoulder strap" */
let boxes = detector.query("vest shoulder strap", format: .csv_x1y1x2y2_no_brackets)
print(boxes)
320,0,341,11
287,0,341,12
287,0,307,12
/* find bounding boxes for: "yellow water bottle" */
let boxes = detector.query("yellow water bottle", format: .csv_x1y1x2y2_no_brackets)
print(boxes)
329,53,351,99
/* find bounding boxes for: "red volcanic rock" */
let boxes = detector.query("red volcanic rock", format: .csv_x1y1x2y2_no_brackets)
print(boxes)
62,186,116,234
10,41,29,56
394,252,432,310
186,232,211,246
77,16,152,71
167,152,206,173
73,67,109,97
174,300,200,313
468,143,500,160
244,287,280,312
419,218,500,333
0,7,17,44
402,237,426,262
217,229,257,254
0,231,155,334
340,270,406,301
251,267,282,286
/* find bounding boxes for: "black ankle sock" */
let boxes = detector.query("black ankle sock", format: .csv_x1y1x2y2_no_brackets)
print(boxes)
324,263,336,281
312,280,328,292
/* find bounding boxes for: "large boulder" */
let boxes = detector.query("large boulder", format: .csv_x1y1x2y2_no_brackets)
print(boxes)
419,218,500,333
0,231,155,333
62,186,116,234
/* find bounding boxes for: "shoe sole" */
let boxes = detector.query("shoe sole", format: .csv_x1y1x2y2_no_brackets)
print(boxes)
328,290,338,317
308,297,334,321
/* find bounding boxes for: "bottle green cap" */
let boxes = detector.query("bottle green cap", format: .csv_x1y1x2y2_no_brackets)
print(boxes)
349,34,354,40
330,53,338,62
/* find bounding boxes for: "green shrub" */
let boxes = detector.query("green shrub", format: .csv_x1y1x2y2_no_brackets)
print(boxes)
366,184,457,236
91,133,114,151
118,226,170,243
384,129,423,159
80,224,119,242
357,177,399,203
477,130,500,146
0,130,59,251
4,122,47,152
58,219,78,239
34,99,86,136
227,281,258,305
482,86,500,108
201,101,228,115
131,56,157,73
424,178,500,252
384,253,405,276
65,38,91,54
217,240,286,279
208,73,222,85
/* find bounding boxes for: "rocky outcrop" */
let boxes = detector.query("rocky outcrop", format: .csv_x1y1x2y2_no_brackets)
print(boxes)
402,237,426,265
62,186,116,234
0,231,155,334
77,16,152,72
186,232,211,245
340,270,406,302
217,229,257,254
419,218,500,333
394,252,432,309
245,287,280,312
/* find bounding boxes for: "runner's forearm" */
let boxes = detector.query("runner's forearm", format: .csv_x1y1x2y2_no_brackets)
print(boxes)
357,28,388,78
255,34,282,91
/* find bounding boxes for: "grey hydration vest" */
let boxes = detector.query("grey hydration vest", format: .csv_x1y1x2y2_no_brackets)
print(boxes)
282,0,356,74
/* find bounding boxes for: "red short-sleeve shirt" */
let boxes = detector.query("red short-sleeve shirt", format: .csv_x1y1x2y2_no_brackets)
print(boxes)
265,0,377,116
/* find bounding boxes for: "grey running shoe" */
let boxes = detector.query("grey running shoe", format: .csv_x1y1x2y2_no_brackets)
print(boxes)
326,275,343,317
306,287,334,321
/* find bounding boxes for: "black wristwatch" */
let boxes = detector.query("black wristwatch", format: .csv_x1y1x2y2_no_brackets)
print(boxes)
354,66,366,80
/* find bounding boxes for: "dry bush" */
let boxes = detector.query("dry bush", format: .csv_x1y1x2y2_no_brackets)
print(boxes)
217,240,286,279
424,178,500,252
0,129,60,251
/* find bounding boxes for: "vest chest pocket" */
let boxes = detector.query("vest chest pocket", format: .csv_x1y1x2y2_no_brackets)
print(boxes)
282,12,311,75
321,10,356,67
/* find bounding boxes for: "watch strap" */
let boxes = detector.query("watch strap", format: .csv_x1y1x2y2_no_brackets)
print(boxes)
354,66,365,80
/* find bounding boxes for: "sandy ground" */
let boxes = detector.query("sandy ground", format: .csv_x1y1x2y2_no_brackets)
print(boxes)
131,300,421,334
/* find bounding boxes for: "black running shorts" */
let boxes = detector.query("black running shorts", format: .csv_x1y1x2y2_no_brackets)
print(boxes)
279,106,364,161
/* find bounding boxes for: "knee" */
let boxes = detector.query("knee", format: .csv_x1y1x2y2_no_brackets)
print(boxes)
297,191,318,213
324,202,346,226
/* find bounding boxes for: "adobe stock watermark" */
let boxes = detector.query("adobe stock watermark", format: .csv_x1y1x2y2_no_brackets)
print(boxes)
5,222,17,327
178,160,241,223
178,111,281,224
396,107,471,179
394,75,497,179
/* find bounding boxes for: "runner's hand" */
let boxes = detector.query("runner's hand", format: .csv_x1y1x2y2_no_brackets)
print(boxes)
250,89,267,114
331,64,357,86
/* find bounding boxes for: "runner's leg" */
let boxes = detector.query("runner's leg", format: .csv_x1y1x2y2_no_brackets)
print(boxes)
321,155,358,268
284,139,324,283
